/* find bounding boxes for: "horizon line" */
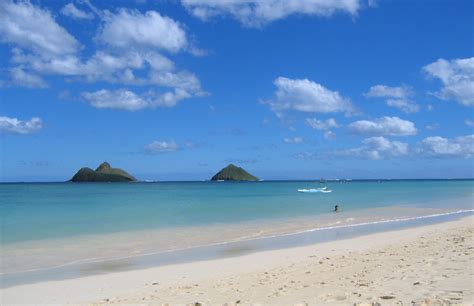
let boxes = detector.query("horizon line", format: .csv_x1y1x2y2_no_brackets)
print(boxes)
1,178,474,184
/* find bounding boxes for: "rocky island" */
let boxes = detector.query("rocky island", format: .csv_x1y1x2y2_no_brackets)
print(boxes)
211,164,258,181
70,162,136,182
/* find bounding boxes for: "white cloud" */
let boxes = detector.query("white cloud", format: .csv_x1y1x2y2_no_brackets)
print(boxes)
265,77,354,116
11,49,197,88
61,3,94,20
386,99,420,114
348,116,417,136
155,89,193,107
306,118,339,140
98,9,188,52
0,2,203,105
144,140,179,154
283,136,304,144
306,118,339,130
423,57,474,107
0,0,79,57
339,136,409,160
148,69,202,92
4,6,197,87
9,67,47,88
0,116,43,135
82,89,148,111
324,130,336,140
465,119,474,127
418,135,474,158
181,0,362,27
365,84,419,113
10,49,143,83
82,88,192,111
365,85,412,99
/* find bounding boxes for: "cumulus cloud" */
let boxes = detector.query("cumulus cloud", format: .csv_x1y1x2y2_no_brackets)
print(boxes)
82,88,192,111
0,1,204,107
365,85,419,113
385,99,419,114
98,9,188,52
0,116,43,135
144,140,179,154
306,118,339,140
82,89,148,111
264,77,354,116
423,57,474,107
283,136,304,144
348,116,417,136
465,119,474,127
418,135,474,158
181,0,362,27
306,118,339,130
6,24,194,84
9,67,47,88
0,0,79,57
365,85,411,98
61,3,94,20
338,136,409,160
11,49,200,91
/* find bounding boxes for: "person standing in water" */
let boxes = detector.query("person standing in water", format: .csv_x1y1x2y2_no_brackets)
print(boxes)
334,204,339,212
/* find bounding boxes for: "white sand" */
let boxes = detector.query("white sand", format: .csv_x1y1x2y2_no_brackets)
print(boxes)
1,216,473,305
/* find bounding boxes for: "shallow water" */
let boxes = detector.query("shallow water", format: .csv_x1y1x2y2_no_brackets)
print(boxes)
0,180,473,286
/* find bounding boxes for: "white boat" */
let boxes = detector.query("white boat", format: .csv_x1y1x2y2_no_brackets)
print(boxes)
297,187,332,193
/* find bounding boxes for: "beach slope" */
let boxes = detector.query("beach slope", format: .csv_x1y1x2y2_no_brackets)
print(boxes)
1,216,472,305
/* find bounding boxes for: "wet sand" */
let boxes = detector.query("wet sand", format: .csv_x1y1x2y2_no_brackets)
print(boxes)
1,216,473,305
0,205,465,278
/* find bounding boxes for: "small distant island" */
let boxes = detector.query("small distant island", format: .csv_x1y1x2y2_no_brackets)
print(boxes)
70,162,136,182
211,164,258,181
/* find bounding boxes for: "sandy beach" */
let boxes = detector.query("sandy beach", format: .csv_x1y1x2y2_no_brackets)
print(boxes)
1,0,472,304
1,216,472,305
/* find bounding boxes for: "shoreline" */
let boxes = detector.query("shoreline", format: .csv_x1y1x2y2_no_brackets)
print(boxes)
1,215,473,304
1,207,472,288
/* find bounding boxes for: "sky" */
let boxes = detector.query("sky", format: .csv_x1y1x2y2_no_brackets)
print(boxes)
0,0,473,182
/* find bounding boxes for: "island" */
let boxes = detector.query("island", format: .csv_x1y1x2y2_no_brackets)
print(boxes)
211,164,258,181
70,162,136,182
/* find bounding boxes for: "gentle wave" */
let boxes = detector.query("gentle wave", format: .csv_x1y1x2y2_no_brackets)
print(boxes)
2,208,473,277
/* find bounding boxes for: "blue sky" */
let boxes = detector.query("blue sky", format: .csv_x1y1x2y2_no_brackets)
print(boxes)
0,0,473,182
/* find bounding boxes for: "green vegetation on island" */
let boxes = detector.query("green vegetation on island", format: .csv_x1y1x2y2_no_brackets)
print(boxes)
70,162,136,182
211,164,258,181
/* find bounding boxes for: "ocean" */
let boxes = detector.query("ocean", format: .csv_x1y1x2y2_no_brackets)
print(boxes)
0,180,473,287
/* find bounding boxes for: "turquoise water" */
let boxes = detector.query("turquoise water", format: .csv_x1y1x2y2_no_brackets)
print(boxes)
0,180,473,285
1,180,473,245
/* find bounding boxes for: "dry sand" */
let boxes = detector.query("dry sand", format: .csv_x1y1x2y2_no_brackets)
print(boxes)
1,216,473,305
